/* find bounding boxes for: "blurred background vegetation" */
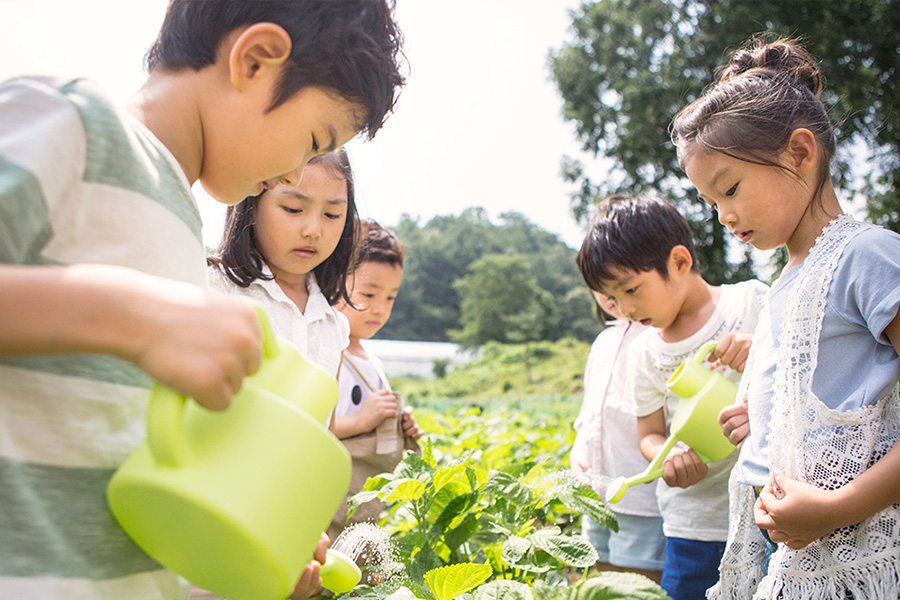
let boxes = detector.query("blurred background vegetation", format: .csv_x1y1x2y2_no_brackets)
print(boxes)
377,0,898,354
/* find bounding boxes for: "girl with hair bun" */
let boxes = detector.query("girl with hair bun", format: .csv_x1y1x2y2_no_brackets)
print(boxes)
672,36,900,599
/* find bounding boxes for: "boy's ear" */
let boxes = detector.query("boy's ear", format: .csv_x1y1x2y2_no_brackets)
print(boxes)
784,128,818,179
227,23,293,92
668,245,693,276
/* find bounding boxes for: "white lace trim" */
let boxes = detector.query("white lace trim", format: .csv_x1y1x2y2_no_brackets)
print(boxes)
708,216,900,599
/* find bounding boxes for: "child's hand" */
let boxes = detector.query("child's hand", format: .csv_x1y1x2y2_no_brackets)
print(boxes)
569,445,593,485
356,389,399,431
401,405,424,440
129,284,263,411
754,472,841,550
662,446,708,488
711,332,753,372
718,396,750,448
289,533,329,599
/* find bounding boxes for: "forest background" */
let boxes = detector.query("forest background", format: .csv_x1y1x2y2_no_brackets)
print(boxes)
380,0,899,348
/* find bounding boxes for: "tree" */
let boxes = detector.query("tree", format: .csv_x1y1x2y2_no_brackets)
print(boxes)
550,0,900,281
448,255,558,349
378,211,601,343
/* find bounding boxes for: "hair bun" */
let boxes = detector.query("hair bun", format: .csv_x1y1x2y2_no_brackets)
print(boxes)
720,37,823,98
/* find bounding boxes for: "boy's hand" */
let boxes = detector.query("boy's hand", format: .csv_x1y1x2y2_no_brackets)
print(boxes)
130,289,262,412
662,446,708,488
401,405,424,440
711,332,753,372
290,533,329,599
718,396,750,448
355,389,399,431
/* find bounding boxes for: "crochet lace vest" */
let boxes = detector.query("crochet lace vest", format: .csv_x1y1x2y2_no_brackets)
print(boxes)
709,216,900,599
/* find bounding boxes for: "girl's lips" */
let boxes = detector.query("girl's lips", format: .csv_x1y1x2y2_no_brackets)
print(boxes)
639,318,652,326
735,229,753,243
293,247,317,258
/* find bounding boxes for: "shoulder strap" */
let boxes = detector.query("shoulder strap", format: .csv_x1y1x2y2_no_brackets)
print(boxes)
341,349,392,393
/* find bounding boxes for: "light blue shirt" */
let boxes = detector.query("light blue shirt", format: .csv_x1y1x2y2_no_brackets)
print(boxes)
737,226,900,486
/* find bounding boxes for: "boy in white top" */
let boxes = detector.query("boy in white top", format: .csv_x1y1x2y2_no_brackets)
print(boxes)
328,221,423,542
576,194,767,600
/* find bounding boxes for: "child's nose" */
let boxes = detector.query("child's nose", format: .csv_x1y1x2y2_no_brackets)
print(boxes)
281,166,305,188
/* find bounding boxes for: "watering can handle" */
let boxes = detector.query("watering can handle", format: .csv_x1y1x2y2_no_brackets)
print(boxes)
146,301,280,467
692,340,718,366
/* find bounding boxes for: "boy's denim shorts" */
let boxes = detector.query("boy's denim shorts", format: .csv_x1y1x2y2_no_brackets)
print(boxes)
582,513,666,571
661,536,726,600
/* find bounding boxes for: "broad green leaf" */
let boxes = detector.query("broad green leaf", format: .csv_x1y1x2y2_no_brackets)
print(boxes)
444,513,479,551
424,563,493,600
574,572,670,600
347,489,380,512
430,492,477,537
434,462,470,493
501,536,532,565
531,530,598,568
385,479,427,503
473,580,533,600
532,580,572,600
555,486,618,533
383,587,423,600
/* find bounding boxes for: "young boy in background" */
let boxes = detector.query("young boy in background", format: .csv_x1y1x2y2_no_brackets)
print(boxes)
576,194,767,600
329,220,423,543
0,1,405,598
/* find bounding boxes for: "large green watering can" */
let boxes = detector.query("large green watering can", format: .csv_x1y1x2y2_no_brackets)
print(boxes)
605,341,738,504
108,303,360,599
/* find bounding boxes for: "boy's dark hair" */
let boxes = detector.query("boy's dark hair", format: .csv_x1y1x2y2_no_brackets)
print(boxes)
208,147,358,305
353,219,405,270
670,35,835,212
577,193,698,291
146,0,406,140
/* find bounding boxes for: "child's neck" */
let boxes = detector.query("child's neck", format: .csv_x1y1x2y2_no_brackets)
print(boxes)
784,182,844,273
274,273,310,313
659,276,720,343
345,336,369,359
126,70,204,184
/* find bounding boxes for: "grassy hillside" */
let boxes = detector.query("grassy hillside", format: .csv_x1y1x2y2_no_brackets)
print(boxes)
392,337,591,408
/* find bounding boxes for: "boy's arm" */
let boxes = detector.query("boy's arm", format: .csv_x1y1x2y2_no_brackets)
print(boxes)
0,264,262,410
331,389,399,439
756,309,900,549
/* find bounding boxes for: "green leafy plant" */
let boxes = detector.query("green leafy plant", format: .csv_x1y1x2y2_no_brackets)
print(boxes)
339,402,669,600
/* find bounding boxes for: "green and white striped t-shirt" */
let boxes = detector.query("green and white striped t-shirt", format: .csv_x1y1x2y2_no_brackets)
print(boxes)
0,76,205,599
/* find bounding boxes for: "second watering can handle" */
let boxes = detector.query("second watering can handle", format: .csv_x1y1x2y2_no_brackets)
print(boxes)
146,302,280,468
692,340,718,366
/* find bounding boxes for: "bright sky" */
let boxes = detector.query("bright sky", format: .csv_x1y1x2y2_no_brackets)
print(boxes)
0,0,603,250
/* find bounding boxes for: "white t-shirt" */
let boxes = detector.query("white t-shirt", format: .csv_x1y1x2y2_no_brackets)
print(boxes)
572,319,660,517
625,279,769,541
207,266,349,377
336,352,387,418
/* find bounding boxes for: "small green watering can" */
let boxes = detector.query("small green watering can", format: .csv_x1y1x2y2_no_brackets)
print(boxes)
108,303,360,599
605,341,738,504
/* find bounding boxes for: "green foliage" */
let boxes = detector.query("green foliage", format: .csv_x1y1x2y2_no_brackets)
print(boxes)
394,338,591,403
379,211,601,344
337,401,667,600
549,0,900,284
